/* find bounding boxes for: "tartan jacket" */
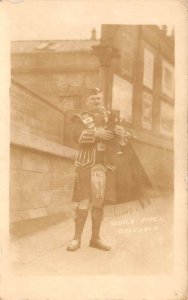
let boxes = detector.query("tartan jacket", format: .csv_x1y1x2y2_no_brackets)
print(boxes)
71,111,122,171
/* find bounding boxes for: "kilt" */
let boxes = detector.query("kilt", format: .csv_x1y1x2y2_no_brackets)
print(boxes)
72,166,117,204
72,143,152,206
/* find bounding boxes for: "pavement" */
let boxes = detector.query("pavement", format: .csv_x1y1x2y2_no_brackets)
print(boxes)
9,193,173,276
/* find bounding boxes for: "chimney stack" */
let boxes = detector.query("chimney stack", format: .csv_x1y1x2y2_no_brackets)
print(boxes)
91,28,96,40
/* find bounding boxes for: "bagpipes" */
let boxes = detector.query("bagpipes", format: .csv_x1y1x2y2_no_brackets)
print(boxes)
104,109,135,147
91,108,155,215
91,108,134,208
98,107,134,141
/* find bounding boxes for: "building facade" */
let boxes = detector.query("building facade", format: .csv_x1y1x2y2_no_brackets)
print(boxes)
96,25,174,190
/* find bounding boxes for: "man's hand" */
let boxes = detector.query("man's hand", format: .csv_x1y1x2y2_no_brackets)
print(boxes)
94,127,114,141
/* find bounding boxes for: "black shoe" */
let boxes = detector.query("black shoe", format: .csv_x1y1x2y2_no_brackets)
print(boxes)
66,239,81,251
89,238,111,251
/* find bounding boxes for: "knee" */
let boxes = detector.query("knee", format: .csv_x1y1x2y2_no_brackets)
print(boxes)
79,198,90,209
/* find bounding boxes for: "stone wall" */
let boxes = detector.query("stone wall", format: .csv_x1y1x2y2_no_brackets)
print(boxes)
12,71,99,111
10,42,100,231
11,83,65,144
10,82,77,226
10,145,75,223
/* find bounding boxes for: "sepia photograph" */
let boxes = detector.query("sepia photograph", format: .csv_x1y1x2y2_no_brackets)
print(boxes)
0,1,187,300
10,24,175,276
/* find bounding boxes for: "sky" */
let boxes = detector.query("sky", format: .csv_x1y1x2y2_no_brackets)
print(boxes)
2,1,104,40
1,0,175,41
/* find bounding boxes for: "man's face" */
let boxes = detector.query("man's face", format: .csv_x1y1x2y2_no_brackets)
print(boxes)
86,92,103,112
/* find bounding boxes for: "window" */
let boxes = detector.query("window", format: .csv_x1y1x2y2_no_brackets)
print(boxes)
112,74,133,122
142,91,153,130
162,60,174,99
143,48,154,89
160,101,174,137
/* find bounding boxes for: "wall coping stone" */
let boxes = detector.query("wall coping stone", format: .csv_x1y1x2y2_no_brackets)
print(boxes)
11,127,78,160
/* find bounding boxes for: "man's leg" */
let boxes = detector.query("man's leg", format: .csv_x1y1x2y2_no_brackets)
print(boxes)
89,206,111,251
66,199,89,251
